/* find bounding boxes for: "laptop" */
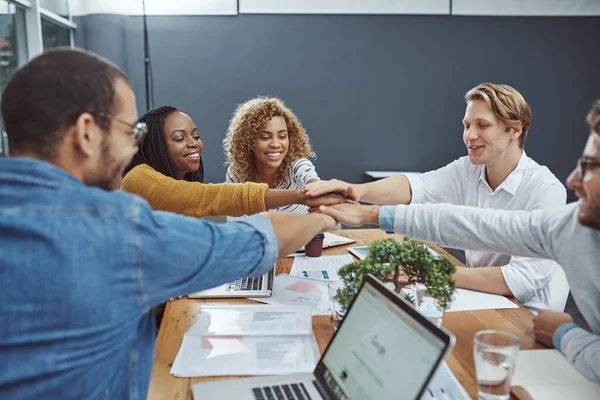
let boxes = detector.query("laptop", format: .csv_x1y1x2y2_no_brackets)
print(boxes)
187,265,275,299
191,274,455,400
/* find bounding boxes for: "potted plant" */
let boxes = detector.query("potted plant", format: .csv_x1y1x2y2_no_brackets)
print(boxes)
335,237,456,324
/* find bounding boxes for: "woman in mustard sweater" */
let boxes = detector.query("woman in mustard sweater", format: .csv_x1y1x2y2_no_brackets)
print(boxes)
121,106,342,217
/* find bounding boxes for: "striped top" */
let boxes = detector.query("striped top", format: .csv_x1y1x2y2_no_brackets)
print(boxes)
226,158,320,215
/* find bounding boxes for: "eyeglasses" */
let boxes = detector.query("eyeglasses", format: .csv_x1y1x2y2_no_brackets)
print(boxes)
97,112,148,143
576,158,600,179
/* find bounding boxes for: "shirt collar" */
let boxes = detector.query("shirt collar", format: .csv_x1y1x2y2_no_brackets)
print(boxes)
478,150,528,196
0,157,83,189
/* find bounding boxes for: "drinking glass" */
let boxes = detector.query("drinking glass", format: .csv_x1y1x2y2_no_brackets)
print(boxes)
473,330,520,400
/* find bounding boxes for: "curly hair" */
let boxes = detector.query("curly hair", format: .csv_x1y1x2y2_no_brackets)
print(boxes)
223,97,314,186
123,105,204,182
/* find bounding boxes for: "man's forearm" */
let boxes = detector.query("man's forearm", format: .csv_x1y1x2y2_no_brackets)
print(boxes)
264,189,305,209
356,175,412,205
453,267,513,296
265,212,333,257
392,203,559,261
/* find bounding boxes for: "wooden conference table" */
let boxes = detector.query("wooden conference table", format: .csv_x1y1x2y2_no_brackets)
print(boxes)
147,229,547,400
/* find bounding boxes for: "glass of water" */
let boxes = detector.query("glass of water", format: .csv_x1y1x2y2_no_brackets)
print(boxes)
473,330,520,400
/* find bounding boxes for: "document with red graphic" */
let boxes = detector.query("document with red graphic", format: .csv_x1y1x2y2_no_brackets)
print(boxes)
250,273,331,316
186,304,312,336
170,304,319,377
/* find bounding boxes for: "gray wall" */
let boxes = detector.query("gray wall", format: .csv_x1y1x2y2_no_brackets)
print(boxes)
74,14,600,192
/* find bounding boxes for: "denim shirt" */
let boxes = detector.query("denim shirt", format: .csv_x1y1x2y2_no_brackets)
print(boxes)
0,157,279,399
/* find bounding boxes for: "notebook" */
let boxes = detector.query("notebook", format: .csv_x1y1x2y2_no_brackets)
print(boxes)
511,349,600,400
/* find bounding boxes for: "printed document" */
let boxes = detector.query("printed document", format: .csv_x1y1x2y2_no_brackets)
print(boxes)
250,274,331,316
187,304,312,336
289,254,354,281
171,303,319,377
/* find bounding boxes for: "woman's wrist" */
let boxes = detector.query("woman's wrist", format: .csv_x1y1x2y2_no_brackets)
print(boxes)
296,189,308,205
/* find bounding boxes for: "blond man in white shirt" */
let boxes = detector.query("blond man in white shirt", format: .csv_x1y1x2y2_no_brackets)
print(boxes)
306,83,566,312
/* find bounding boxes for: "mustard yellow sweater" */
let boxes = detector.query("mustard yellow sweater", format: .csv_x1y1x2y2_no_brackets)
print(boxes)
121,164,268,218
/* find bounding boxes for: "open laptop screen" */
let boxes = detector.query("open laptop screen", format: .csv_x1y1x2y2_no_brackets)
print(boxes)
317,279,448,400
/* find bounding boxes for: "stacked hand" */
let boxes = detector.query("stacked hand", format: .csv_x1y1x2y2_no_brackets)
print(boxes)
304,192,355,209
304,179,361,201
316,203,381,227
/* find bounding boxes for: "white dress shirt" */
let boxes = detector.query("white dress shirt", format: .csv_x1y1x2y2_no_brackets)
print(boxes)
404,151,566,312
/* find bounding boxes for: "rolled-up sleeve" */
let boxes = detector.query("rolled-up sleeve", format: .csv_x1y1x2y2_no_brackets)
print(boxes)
500,257,557,305
131,199,279,310
379,205,397,232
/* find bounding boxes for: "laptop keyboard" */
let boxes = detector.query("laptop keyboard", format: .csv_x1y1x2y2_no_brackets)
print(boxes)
252,382,312,400
226,276,263,291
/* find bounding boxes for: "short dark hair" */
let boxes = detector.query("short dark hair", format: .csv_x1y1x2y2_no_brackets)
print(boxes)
123,106,204,182
1,47,129,160
587,99,600,134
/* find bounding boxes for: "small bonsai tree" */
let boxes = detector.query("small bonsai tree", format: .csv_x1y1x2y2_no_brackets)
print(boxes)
336,238,456,312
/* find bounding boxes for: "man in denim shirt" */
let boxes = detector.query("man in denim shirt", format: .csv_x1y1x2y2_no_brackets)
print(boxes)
0,49,338,399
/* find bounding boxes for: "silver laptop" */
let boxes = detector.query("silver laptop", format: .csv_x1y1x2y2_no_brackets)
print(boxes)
192,274,455,400
188,265,275,299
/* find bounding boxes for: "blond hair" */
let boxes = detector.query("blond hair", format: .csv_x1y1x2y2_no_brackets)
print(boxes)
587,99,600,134
223,97,314,185
465,83,531,148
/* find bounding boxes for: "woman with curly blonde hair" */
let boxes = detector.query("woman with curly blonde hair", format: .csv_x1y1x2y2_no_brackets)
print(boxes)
224,97,320,215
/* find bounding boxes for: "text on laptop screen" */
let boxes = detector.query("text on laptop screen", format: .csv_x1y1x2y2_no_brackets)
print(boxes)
320,283,446,400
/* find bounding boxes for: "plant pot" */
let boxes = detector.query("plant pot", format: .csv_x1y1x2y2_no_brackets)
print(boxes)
327,281,346,331
400,284,444,327
415,283,444,327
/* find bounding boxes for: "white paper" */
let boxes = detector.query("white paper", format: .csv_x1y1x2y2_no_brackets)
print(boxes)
250,274,331,316
400,286,518,313
423,245,441,258
285,232,355,257
289,254,354,281
171,334,318,377
424,362,470,400
187,304,312,336
446,288,519,312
